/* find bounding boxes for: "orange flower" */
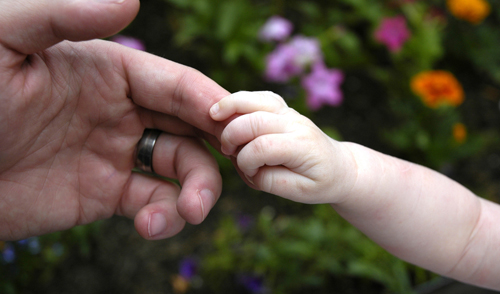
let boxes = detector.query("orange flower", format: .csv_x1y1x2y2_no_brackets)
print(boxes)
447,0,491,24
453,123,467,144
171,275,190,294
410,70,464,108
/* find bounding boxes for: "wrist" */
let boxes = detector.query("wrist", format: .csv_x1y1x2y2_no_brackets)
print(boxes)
330,142,396,210
323,139,359,205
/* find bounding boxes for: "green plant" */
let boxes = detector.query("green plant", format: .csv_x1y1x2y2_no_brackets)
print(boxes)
202,204,433,293
0,222,101,294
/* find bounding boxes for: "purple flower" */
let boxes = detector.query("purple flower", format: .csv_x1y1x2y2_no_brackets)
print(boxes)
259,16,293,42
2,243,15,263
110,35,146,51
374,15,411,52
27,237,41,254
301,62,344,110
237,214,255,232
17,237,41,255
238,274,268,294
288,35,322,69
265,43,303,82
265,36,323,83
16,239,29,246
179,257,198,280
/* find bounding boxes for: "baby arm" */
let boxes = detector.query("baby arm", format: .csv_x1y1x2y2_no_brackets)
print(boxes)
210,91,500,290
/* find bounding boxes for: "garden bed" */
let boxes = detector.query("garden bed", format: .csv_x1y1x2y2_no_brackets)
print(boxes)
3,0,500,293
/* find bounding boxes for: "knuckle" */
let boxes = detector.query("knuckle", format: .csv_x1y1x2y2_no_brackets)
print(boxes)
261,172,276,194
265,91,286,104
171,66,203,116
249,113,265,138
257,91,288,112
252,136,271,157
296,180,315,196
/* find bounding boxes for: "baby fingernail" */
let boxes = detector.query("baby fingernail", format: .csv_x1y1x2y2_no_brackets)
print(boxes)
244,174,255,185
210,103,219,116
148,213,167,237
221,145,231,155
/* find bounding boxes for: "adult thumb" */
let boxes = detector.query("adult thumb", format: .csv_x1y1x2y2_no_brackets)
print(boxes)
0,0,139,56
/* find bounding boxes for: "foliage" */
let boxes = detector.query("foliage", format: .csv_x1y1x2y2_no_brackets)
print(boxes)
201,204,432,294
160,0,500,293
163,0,500,169
0,223,101,294
4,0,500,293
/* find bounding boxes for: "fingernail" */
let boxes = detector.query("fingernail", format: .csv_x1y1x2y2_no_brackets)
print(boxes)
221,145,232,155
198,189,215,221
148,213,167,237
210,103,219,116
244,174,255,186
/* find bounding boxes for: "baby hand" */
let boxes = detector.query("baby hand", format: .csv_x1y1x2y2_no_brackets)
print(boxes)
210,91,356,204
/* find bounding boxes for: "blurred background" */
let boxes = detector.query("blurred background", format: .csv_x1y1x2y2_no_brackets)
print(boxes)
2,0,500,293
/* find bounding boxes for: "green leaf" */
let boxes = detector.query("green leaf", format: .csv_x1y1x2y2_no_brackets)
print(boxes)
216,2,242,40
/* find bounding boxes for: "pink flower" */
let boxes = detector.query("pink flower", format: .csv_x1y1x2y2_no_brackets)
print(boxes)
301,62,344,110
265,43,303,82
110,35,146,51
374,15,411,52
288,35,323,68
265,36,323,83
259,16,293,42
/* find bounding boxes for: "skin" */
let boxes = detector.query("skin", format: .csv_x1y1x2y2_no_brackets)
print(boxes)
0,0,231,241
210,91,500,290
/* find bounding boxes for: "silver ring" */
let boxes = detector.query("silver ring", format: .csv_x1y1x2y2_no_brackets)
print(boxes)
135,129,161,173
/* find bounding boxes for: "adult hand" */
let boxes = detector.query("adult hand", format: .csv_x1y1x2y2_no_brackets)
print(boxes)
0,0,229,241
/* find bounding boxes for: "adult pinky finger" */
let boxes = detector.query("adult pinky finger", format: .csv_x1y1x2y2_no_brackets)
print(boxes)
118,173,186,240
151,134,222,226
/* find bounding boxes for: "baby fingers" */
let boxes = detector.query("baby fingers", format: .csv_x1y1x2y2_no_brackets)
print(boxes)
236,133,308,178
236,132,336,204
220,111,294,155
210,91,288,121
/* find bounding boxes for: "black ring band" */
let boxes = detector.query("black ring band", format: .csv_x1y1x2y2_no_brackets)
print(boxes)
135,129,161,173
